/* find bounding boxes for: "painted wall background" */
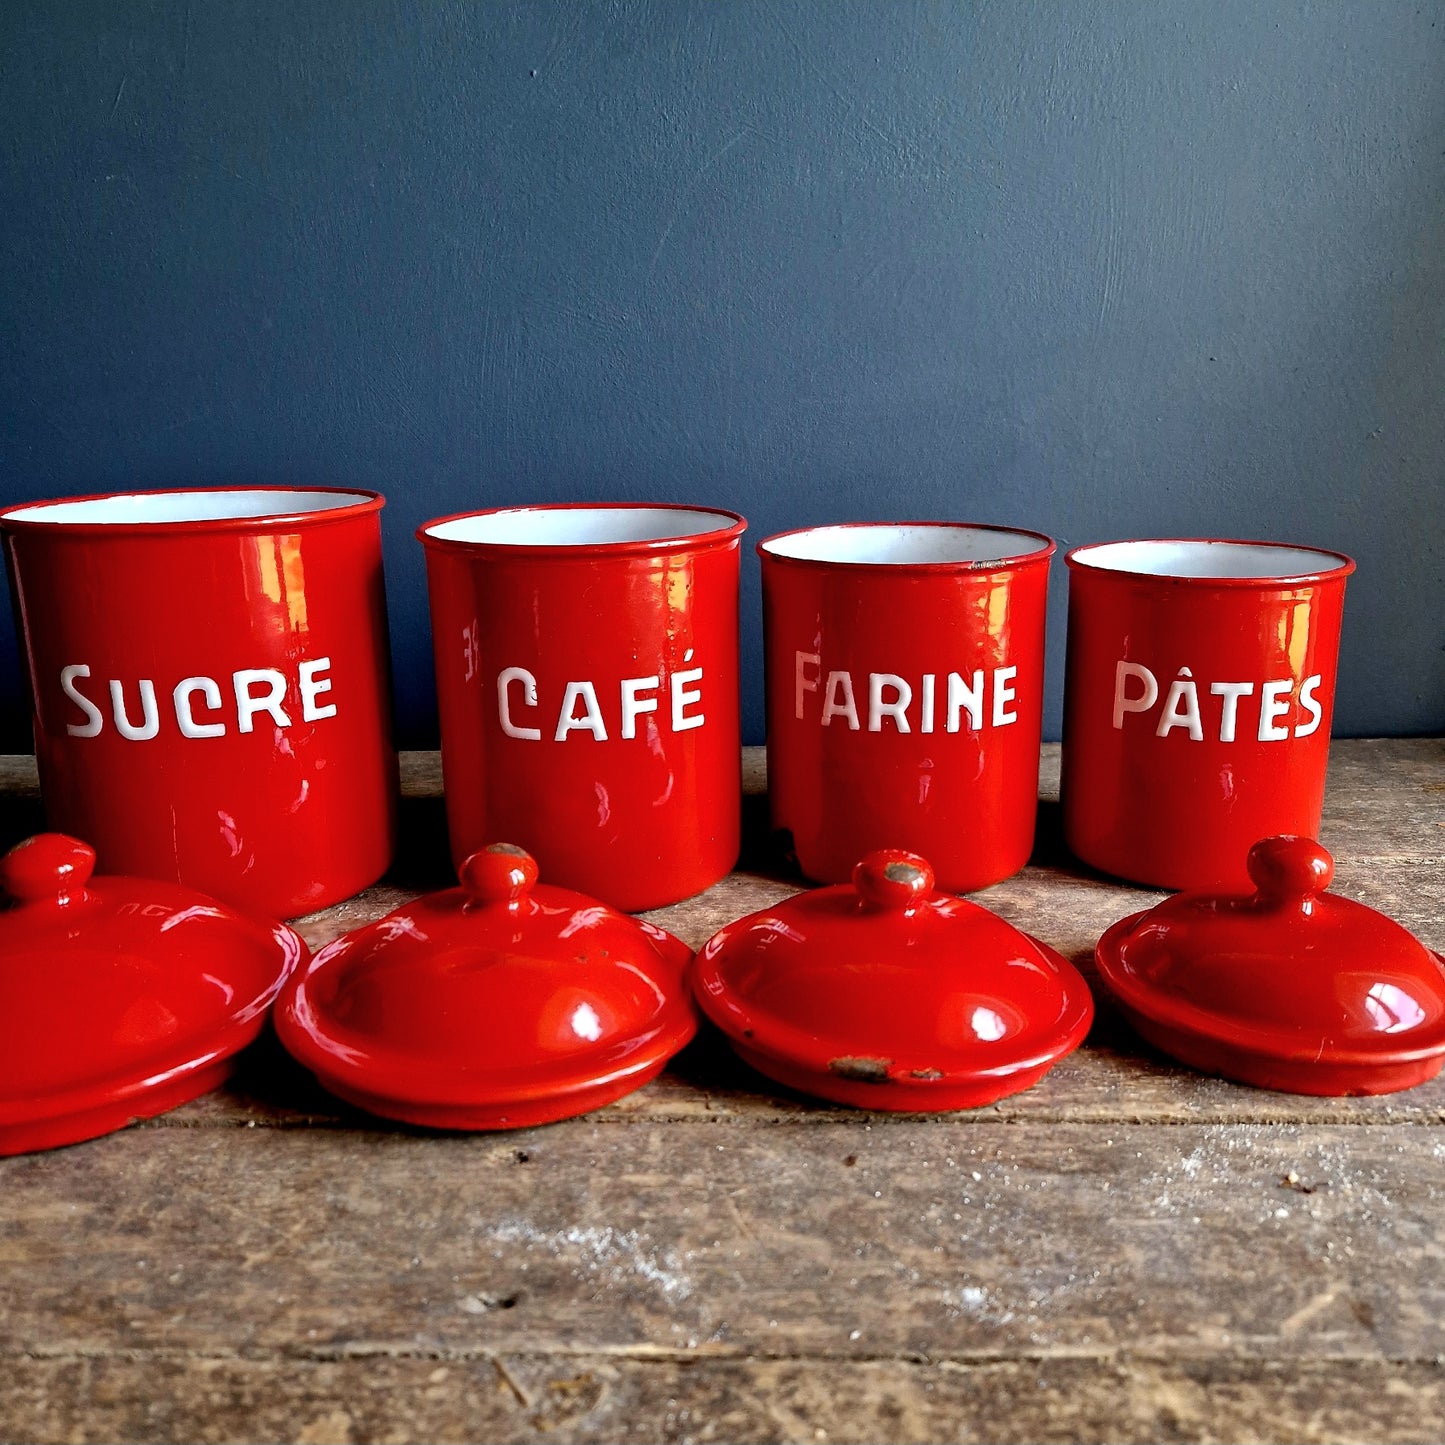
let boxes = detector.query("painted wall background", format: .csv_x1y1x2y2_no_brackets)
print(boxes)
1,0,1441,749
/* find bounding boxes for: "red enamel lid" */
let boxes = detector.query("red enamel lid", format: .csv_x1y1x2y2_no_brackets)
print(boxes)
274,844,697,1130
691,849,1094,1111
0,833,305,1155
1096,836,1445,1096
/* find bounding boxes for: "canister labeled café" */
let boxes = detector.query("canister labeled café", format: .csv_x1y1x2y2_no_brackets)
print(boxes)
759,522,1054,892
419,504,745,912
1060,538,1354,890
0,488,398,916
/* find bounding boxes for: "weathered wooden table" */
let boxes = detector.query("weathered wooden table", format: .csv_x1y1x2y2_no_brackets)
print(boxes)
2,740,1443,1444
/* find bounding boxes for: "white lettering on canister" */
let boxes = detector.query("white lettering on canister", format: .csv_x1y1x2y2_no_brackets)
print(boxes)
821,670,860,729
1296,675,1324,737
498,666,542,740
790,654,1025,736
1209,681,1255,743
1258,679,1294,741
109,679,160,741
1110,661,1327,742
174,676,226,739
555,681,608,742
61,664,104,737
234,669,291,733
867,674,912,733
1113,661,1159,729
57,660,339,741
919,673,936,734
491,655,710,743
948,670,984,732
620,675,660,739
670,651,705,731
795,651,820,720
299,657,337,722
992,665,1018,727
1155,669,1203,740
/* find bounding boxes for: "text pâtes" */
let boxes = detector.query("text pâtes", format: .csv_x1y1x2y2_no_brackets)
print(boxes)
1112,660,1323,741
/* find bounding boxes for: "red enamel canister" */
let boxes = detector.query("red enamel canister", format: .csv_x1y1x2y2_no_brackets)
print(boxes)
759,522,1054,893
0,488,398,917
418,504,745,912
1060,539,1354,890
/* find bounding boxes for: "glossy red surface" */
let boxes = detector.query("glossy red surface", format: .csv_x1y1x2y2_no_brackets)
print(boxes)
1060,538,1353,890
760,523,1053,893
1,487,398,917
419,504,745,913
0,833,305,1155
692,849,1094,1111
274,843,698,1130
1096,836,1445,1096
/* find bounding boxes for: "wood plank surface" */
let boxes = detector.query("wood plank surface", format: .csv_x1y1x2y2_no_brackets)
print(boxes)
10,1357,1445,1445
1,741,1442,1444
4,1120,1444,1360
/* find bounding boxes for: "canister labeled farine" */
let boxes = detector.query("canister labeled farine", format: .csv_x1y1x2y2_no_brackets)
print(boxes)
759,522,1054,893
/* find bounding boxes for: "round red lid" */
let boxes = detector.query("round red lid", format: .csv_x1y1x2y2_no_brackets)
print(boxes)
1096,835,1445,1096
0,833,305,1155
691,849,1094,1111
274,843,697,1130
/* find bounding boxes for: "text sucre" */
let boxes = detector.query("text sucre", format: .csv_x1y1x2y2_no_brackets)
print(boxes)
58,660,338,740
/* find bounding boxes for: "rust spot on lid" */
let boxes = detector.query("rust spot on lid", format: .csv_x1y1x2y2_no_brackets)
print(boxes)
829,1056,892,1083
883,862,926,887
485,842,530,857
909,1068,944,1081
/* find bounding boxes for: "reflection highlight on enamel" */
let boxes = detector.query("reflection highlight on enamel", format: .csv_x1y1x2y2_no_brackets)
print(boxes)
1364,982,1427,1034
570,1002,603,1042
971,1005,1008,1042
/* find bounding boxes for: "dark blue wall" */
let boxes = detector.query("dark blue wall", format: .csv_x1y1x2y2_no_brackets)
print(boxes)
2,0,1442,748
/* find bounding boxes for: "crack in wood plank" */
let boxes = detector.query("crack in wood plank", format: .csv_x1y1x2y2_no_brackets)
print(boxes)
10,1342,1445,1368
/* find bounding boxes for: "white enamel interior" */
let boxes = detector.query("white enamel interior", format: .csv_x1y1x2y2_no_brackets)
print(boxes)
5,489,373,524
761,523,1045,565
1072,540,1346,579
425,506,737,546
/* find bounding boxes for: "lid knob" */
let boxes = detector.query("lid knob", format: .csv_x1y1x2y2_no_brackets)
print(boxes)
460,843,540,909
853,849,935,911
0,833,97,906
1247,835,1334,907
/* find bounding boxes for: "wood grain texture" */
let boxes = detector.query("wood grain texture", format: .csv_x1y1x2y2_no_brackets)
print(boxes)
4,1120,1445,1362
6,1356,1445,1445
1,740,1442,1443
